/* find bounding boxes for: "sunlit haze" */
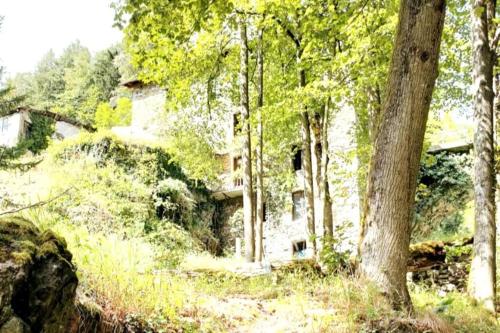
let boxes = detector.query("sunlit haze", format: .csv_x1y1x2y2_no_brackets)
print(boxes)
0,0,122,77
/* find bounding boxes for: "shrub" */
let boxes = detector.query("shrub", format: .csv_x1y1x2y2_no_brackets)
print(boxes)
319,221,353,273
44,132,218,258
414,152,473,240
24,113,55,154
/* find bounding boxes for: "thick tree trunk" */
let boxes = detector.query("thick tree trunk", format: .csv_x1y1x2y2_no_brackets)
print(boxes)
255,28,265,263
321,100,333,237
239,17,254,263
298,66,317,256
468,0,496,313
360,0,445,310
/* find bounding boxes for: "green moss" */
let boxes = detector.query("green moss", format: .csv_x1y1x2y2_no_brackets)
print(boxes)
409,241,444,256
11,251,33,265
0,217,71,264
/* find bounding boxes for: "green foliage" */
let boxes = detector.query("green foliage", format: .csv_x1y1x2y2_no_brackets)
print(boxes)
9,42,124,125
47,131,215,259
94,97,132,129
145,218,200,268
445,243,472,263
153,178,196,228
414,152,473,240
22,113,55,154
319,221,353,273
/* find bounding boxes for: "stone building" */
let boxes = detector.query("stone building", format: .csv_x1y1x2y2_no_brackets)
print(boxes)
111,80,167,140
0,108,83,147
213,108,361,262
117,81,362,263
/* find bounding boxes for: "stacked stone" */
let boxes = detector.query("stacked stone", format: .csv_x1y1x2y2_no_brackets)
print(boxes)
407,238,472,293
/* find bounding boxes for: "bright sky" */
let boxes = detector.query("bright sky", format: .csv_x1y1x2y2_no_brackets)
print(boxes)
0,0,123,77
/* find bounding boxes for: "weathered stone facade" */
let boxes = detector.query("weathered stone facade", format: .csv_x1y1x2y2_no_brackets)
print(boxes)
0,110,31,147
215,106,361,262
112,82,167,141
118,82,362,262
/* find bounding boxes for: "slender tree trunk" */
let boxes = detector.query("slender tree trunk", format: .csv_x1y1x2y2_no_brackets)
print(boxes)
311,112,324,238
255,28,265,263
358,85,383,254
321,99,333,237
298,64,317,256
360,0,446,310
469,0,496,313
239,16,254,263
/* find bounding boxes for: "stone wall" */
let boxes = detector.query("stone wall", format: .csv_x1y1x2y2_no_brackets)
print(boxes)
0,111,30,148
216,105,361,262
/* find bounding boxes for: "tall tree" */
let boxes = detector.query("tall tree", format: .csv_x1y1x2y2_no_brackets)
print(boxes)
468,0,497,313
360,0,446,310
239,15,255,263
321,99,333,237
255,27,265,263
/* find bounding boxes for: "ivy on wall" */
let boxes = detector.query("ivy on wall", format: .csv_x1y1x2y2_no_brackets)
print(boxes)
413,152,473,240
23,113,55,154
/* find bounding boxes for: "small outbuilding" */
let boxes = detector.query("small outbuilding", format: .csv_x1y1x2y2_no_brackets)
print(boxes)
0,107,92,148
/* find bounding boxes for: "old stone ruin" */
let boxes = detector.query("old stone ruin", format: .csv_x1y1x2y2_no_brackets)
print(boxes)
407,238,472,293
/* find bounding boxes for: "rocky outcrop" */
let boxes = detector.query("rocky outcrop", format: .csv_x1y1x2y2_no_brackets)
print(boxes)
0,217,78,333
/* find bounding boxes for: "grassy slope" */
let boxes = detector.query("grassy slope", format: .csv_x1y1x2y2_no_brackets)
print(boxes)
0,141,497,332
12,209,500,333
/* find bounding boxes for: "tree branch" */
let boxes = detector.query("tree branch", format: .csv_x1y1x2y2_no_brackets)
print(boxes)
0,187,74,217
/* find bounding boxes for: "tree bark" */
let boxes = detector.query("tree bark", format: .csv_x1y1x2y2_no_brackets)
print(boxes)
468,0,496,313
298,65,317,256
311,111,324,238
255,28,265,263
239,16,254,263
360,0,446,310
321,100,333,237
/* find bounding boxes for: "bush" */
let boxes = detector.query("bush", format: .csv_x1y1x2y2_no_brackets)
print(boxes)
44,132,217,259
414,152,473,240
153,178,196,228
319,221,353,273
94,98,132,129
24,113,55,154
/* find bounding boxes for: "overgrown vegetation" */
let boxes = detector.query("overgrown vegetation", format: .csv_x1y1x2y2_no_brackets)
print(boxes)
414,152,473,241
23,113,55,153
2,132,221,270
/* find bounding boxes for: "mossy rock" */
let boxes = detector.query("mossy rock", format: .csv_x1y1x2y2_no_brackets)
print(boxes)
0,217,78,332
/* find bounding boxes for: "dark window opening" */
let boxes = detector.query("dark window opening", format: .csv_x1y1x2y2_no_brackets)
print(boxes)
293,148,303,171
233,156,243,187
233,113,241,136
293,240,307,257
24,121,32,139
292,191,305,221
263,202,267,222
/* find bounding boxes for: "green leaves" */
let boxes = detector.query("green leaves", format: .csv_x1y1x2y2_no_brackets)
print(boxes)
95,98,132,130
9,42,124,125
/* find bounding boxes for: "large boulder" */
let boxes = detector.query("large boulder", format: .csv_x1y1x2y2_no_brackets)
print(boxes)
0,217,78,333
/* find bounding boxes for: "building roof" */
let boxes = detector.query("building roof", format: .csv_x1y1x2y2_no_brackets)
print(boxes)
121,79,145,89
3,107,95,132
427,140,473,154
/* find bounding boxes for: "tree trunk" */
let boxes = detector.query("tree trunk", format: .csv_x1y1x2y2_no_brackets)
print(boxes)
359,0,446,310
255,28,265,263
298,65,317,256
321,100,333,237
311,112,324,236
239,16,254,263
468,0,496,313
